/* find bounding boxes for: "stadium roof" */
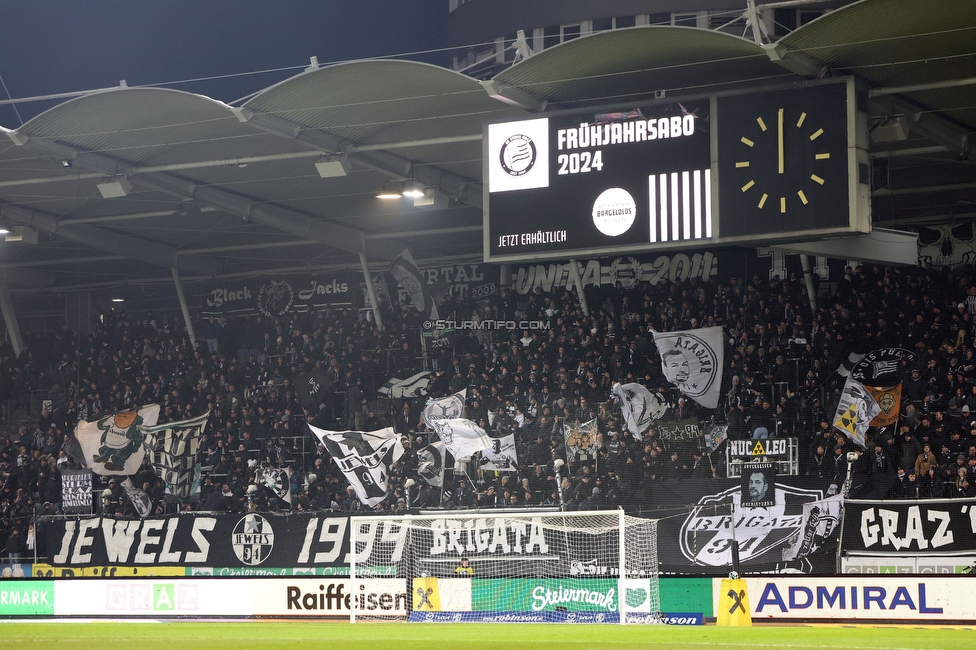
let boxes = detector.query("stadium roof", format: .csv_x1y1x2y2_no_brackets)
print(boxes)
0,0,972,312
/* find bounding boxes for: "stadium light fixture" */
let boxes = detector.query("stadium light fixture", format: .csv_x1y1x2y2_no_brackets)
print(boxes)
314,154,351,178
97,174,132,198
401,180,425,198
376,182,403,199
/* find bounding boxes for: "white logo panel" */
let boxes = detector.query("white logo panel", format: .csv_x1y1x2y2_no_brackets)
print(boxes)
488,118,550,193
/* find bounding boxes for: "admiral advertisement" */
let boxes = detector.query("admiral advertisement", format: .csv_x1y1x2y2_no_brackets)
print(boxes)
648,475,840,574
200,272,360,316
720,576,976,621
487,103,712,262
842,498,976,555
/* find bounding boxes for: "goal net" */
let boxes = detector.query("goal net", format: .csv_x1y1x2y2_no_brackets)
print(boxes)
349,509,659,624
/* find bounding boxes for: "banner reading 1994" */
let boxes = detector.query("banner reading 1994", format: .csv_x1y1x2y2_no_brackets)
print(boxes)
486,103,711,262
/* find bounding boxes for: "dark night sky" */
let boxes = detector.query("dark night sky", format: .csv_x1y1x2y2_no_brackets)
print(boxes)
0,1,450,126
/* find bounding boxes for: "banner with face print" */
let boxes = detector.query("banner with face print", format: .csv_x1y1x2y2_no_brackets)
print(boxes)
652,326,724,409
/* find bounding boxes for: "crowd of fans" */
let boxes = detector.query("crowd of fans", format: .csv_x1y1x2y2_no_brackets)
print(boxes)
3,260,976,561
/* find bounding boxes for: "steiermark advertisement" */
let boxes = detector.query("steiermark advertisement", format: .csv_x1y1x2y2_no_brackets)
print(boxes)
0,581,55,615
473,579,619,612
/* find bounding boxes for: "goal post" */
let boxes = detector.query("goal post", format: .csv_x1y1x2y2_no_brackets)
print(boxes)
349,509,660,624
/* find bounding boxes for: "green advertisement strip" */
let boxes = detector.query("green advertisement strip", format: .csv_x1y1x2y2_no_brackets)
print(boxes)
0,581,55,616
660,578,713,617
472,579,619,613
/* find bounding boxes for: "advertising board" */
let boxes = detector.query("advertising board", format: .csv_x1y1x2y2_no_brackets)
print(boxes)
715,577,976,621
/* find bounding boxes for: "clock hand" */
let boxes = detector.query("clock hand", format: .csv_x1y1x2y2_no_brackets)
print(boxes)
777,108,784,175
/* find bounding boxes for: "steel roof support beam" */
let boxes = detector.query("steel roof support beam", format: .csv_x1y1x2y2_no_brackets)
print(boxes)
233,109,484,210
0,203,222,276
19,136,409,262
0,270,24,358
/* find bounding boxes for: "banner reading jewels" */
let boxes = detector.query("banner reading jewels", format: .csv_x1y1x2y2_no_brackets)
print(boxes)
842,498,976,555
201,272,361,316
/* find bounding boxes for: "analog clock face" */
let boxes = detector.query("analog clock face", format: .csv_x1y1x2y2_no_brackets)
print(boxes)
717,83,851,239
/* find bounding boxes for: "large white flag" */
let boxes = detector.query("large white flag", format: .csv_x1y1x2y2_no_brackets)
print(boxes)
652,326,725,409
431,418,491,460
308,425,404,507
75,405,161,476
479,434,518,472
610,382,666,440
142,411,210,501
832,377,881,448
563,418,599,461
422,389,466,429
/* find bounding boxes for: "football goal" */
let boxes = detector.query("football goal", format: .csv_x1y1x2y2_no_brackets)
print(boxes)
349,509,660,623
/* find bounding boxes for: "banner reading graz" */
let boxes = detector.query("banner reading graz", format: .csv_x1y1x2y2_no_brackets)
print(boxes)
201,272,360,316
643,476,839,575
842,498,976,555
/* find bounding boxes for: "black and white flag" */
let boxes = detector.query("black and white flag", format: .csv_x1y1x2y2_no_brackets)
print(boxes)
422,389,466,429
611,382,667,440
121,477,153,518
563,418,599,462
652,326,724,409
295,372,332,410
391,248,439,320
704,423,729,453
416,441,446,487
308,425,404,507
782,495,843,561
60,469,92,514
142,411,210,501
431,418,491,460
479,434,518,472
75,405,160,476
256,467,293,504
378,371,430,398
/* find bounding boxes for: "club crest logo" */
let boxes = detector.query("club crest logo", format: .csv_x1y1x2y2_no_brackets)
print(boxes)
499,134,536,177
257,280,294,317
232,513,275,566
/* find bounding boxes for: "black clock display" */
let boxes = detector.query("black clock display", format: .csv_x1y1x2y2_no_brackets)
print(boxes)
717,82,852,239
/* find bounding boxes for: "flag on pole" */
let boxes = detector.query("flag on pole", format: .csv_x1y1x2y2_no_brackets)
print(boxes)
141,411,210,501
864,384,902,428
832,377,881,448
563,418,599,462
703,423,729,453
422,389,466,429
430,418,491,460
256,466,293,504
308,425,404,507
391,248,439,320
74,405,161,476
610,382,666,440
121,477,153,518
416,441,446,487
651,326,725,409
479,434,518,471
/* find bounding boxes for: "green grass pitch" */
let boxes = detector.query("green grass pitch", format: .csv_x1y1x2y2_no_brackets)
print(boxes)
0,622,972,649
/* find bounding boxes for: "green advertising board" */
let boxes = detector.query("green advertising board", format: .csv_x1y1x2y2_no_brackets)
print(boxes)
472,579,619,613
0,581,55,616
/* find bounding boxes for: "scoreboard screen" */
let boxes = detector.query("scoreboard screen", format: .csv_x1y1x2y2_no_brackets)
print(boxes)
484,78,869,263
